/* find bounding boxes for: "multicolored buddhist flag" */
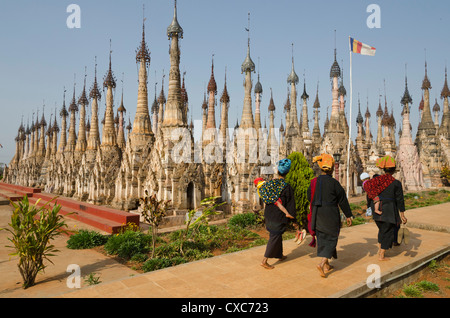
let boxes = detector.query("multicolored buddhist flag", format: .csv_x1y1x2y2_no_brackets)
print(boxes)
349,37,376,56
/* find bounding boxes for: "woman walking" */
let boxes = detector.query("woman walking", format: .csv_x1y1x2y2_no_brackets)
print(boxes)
364,156,407,261
260,159,297,269
308,154,353,277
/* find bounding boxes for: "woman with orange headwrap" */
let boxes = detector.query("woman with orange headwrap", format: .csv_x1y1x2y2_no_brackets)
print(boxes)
307,153,353,277
367,156,407,261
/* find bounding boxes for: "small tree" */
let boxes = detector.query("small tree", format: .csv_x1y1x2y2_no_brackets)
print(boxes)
285,152,315,229
1,195,69,289
179,196,224,256
139,190,170,258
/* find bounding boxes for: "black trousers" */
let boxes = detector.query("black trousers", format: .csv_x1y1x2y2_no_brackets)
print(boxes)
375,220,396,250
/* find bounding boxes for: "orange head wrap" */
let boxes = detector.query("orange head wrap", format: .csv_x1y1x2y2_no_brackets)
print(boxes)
313,153,335,171
376,156,396,169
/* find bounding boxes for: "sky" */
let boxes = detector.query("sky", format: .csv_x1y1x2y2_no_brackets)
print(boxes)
0,0,449,165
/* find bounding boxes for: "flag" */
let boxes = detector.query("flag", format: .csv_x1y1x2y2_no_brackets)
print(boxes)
350,37,376,56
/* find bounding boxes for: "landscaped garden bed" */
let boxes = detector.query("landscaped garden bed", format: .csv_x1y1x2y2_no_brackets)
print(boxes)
66,189,450,274
66,212,297,274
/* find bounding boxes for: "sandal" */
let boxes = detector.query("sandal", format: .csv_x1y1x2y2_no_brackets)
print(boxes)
403,224,410,245
297,229,307,245
397,225,404,244
294,230,301,242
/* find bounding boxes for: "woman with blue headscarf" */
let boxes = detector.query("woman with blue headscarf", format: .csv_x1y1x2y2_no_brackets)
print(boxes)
261,159,297,269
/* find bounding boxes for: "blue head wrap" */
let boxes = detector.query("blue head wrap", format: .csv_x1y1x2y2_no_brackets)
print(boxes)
277,158,291,175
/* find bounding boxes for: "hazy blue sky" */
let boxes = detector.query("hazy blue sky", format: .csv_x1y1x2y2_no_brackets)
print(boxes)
1,0,449,164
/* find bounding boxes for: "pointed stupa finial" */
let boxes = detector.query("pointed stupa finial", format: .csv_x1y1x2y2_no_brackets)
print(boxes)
220,66,230,104
401,63,413,105
365,95,371,118
338,59,347,96
254,57,263,94
136,5,151,65
287,43,299,84
89,56,102,100
158,70,166,104
422,49,431,90
41,101,47,127
167,0,183,39
53,105,59,132
207,54,217,94
69,74,78,112
103,39,116,89
241,12,255,74
313,81,320,109
60,86,68,117
78,66,89,106
268,88,275,112
356,95,363,124
152,77,159,114
118,72,126,113
301,71,309,100
330,30,341,78
441,64,450,99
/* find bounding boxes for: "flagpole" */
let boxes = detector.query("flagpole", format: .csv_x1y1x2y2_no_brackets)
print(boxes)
346,37,352,197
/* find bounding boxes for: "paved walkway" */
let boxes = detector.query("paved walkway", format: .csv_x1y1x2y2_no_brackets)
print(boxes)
0,197,449,298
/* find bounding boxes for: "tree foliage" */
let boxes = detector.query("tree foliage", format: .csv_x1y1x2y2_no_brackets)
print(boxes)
285,152,315,229
139,190,171,258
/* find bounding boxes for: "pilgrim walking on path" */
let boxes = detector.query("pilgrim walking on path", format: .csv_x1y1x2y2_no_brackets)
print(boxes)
308,153,353,278
260,159,297,269
365,156,407,261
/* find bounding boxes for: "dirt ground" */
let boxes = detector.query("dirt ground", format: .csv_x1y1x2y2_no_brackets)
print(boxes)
386,254,450,298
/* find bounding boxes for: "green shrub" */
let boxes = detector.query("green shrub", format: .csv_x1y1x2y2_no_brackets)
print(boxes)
285,152,315,228
402,284,423,298
228,212,259,228
142,258,172,272
415,280,439,292
130,253,148,263
67,230,108,249
404,192,419,199
142,257,187,272
0,195,70,289
351,216,367,226
104,229,152,260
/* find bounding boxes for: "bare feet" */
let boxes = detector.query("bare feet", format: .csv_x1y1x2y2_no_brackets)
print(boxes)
324,264,334,273
317,264,326,277
379,250,390,261
278,255,287,261
261,262,274,269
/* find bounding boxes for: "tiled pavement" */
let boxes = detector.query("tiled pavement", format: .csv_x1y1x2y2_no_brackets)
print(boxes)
0,197,449,298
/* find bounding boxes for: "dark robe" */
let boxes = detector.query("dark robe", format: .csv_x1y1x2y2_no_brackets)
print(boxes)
263,182,296,258
307,174,352,259
370,178,405,249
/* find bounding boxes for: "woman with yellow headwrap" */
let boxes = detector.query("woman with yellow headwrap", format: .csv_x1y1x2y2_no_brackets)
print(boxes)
307,153,353,277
